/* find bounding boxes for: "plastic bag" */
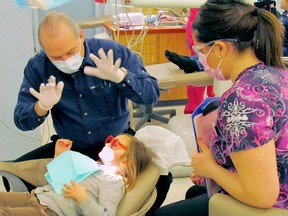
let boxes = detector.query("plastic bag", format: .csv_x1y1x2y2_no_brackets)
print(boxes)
135,125,190,175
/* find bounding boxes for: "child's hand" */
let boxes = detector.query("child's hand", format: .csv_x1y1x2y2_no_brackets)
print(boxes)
54,139,72,158
62,180,88,204
190,171,205,187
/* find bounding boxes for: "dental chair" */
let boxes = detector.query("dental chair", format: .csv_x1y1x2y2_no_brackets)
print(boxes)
0,101,160,216
0,159,160,216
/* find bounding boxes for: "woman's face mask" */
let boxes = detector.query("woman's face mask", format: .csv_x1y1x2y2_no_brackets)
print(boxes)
194,43,229,81
51,40,84,74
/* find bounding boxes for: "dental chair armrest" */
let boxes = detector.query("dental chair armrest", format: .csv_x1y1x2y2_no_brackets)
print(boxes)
0,171,28,192
209,193,288,216
116,164,160,216
145,62,213,89
0,159,51,191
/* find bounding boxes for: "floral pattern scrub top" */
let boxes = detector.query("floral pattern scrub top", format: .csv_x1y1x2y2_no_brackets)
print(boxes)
211,62,288,209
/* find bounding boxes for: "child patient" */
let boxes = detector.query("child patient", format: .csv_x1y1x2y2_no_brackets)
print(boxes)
0,134,154,216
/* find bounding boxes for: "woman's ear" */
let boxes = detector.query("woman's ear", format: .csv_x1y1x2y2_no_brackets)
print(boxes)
214,41,228,58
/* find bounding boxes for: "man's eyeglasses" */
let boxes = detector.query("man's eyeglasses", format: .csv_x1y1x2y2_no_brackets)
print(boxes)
192,39,237,57
105,135,127,150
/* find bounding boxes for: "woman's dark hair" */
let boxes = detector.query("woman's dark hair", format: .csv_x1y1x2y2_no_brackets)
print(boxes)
192,0,285,68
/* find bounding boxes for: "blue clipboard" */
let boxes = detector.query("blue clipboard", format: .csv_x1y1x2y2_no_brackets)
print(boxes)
191,97,221,198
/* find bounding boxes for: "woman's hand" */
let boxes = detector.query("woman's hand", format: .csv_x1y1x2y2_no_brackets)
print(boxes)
191,138,219,178
190,171,205,187
62,180,88,204
54,139,73,158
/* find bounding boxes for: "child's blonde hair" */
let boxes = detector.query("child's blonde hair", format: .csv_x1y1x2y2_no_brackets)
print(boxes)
117,134,155,191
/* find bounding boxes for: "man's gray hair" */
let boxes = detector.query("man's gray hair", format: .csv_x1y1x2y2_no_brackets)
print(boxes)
38,11,80,47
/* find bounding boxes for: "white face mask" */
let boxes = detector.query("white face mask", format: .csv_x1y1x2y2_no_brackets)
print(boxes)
51,43,84,74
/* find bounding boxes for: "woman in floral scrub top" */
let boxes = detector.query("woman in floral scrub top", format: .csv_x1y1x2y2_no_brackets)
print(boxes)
150,1,288,216
212,63,288,209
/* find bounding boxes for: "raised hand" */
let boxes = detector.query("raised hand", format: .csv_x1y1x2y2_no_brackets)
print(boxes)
30,75,64,110
84,49,126,83
54,139,73,158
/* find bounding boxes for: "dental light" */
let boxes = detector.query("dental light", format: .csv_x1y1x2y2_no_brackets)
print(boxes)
130,0,206,8
16,0,72,10
130,0,254,8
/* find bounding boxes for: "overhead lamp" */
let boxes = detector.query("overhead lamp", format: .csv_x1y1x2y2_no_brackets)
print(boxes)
130,0,253,8
130,0,206,8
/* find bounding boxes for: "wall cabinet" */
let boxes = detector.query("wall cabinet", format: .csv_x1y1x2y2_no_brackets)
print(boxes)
104,21,190,101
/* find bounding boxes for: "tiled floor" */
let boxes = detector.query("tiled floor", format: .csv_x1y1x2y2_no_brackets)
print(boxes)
163,177,192,206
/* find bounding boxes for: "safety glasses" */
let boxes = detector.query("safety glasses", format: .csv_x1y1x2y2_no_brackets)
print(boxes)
105,135,127,150
192,39,237,57
192,41,216,57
